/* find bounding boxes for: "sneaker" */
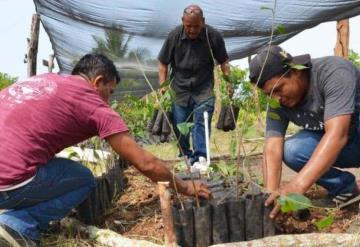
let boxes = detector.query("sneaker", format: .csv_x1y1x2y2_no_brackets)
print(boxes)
191,157,208,174
313,187,360,209
0,224,38,247
333,188,360,209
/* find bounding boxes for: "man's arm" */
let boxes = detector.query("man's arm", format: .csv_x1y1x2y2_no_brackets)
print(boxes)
263,136,284,192
107,132,211,198
158,62,168,94
266,114,351,218
220,60,230,76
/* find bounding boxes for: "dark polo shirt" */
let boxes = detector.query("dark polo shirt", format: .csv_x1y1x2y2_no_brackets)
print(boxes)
158,24,228,106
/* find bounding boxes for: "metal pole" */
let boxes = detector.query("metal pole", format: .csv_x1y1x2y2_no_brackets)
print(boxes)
203,111,210,166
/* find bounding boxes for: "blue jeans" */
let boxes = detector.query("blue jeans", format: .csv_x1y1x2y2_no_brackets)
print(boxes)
0,158,96,240
172,97,215,162
283,129,360,197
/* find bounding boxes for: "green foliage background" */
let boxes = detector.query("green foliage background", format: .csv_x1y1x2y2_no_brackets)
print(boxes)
0,72,17,90
349,49,360,68
111,95,155,139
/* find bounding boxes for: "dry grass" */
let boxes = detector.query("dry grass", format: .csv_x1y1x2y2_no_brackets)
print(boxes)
144,122,264,160
144,120,300,160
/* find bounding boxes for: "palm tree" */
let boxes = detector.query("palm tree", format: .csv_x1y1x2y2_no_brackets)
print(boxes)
92,28,158,99
92,28,131,61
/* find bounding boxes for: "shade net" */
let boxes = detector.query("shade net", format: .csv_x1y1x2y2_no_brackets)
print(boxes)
33,0,360,99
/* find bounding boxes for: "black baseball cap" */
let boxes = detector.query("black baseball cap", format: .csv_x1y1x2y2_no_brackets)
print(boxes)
249,45,311,88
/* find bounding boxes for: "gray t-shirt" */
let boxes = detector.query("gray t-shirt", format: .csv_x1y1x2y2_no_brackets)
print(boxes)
266,56,360,137
158,24,228,107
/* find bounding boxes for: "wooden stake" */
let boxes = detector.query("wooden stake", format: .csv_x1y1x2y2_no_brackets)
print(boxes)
334,19,349,58
27,14,40,77
213,66,222,120
158,181,177,247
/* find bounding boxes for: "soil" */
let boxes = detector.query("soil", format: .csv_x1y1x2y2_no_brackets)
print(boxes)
99,165,360,245
101,167,164,244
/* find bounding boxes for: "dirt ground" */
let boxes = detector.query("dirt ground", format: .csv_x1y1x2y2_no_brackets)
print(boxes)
98,158,360,245
101,167,164,244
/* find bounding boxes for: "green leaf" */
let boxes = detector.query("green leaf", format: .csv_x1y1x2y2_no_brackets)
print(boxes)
160,79,171,88
268,112,281,120
260,6,272,11
93,149,100,161
314,215,334,230
212,175,222,182
268,98,280,108
110,101,119,109
67,151,80,160
276,24,286,34
174,161,187,171
229,137,237,158
159,89,174,112
222,74,230,82
170,140,178,151
244,126,257,138
288,63,308,70
177,122,194,136
217,162,230,176
278,193,312,213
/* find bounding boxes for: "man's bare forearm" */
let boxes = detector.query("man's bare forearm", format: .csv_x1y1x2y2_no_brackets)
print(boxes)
263,137,284,192
107,132,189,194
158,62,168,84
220,60,230,76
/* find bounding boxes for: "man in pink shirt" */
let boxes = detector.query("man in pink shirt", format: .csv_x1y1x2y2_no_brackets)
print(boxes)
0,54,211,246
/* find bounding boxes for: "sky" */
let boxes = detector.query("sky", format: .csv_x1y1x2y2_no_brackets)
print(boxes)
0,0,359,80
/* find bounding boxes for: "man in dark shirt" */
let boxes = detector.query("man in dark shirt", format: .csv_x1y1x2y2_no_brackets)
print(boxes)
249,45,360,218
158,4,230,165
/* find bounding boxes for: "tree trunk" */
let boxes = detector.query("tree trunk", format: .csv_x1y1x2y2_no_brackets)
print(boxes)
334,19,349,59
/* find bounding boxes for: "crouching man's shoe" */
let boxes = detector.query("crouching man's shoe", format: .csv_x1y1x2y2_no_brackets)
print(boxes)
333,186,360,209
0,224,38,247
313,186,360,209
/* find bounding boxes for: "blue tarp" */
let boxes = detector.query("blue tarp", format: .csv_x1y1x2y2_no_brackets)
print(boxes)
33,0,360,98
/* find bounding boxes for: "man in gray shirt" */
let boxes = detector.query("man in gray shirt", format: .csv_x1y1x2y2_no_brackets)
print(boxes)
249,45,360,218
158,4,230,165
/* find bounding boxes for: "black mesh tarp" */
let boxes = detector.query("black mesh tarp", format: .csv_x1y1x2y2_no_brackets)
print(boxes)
33,0,360,99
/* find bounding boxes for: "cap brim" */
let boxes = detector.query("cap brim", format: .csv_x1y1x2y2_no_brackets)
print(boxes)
292,54,311,66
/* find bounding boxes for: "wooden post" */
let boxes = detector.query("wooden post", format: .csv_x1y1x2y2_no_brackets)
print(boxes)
158,181,176,247
334,19,349,58
213,66,222,121
27,14,40,77
42,54,55,73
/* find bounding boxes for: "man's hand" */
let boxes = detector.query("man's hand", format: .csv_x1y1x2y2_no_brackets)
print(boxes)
182,180,212,199
265,181,305,219
159,87,167,95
